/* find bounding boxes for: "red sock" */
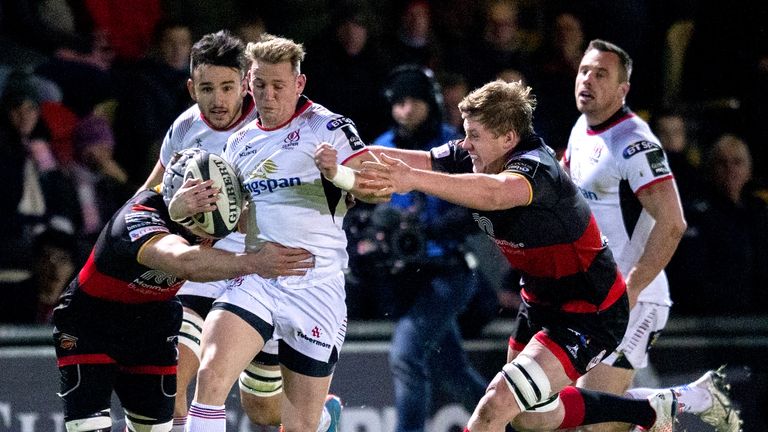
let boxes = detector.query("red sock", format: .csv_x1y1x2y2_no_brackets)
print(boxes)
558,386,586,429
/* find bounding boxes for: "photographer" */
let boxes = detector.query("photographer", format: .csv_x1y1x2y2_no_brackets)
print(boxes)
351,65,488,432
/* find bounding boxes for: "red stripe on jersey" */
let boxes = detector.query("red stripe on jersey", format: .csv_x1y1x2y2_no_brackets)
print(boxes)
586,112,635,135
57,353,116,367
560,273,626,313
500,214,603,278
340,148,371,166
534,332,581,381
78,251,182,303
634,174,674,194
520,272,624,313
200,96,257,131
119,364,177,375
131,204,157,212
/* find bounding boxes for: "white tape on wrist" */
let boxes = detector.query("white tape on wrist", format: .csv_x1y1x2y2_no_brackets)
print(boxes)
330,164,355,191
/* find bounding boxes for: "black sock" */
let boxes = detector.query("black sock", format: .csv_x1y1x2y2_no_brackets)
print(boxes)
558,386,656,429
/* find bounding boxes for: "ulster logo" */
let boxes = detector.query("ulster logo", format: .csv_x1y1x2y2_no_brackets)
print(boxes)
283,129,301,149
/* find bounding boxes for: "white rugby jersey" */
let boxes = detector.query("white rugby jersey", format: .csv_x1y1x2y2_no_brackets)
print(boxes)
159,97,256,254
159,97,258,167
222,96,367,285
564,109,674,305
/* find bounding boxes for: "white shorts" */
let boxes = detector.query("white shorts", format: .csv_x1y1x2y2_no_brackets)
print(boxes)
217,271,347,363
602,301,669,369
177,232,245,298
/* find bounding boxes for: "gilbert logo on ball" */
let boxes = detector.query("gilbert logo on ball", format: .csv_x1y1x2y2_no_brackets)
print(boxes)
184,151,243,238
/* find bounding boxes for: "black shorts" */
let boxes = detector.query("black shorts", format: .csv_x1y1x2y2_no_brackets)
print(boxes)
52,287,182,420
509,294,629,380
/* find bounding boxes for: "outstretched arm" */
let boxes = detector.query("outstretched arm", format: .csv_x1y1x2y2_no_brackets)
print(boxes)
359,153,532,211
137,234,314,282
314,143,391,204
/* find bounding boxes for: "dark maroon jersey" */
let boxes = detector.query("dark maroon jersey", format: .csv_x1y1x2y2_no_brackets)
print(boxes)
74,189,201,304
430,136,625,312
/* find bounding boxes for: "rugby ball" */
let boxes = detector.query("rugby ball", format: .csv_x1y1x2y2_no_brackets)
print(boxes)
184,151,243,238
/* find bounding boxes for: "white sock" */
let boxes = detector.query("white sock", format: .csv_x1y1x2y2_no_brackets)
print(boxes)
186,402,226,432
624,387,657,400
315,405,331,432
171,416,187,432
672,382,712,414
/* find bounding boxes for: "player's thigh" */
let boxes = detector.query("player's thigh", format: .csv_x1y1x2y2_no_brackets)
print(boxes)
577,362,636,395
115,372,175,423
280,367,333,431
58,363,116,420
197,308,267,391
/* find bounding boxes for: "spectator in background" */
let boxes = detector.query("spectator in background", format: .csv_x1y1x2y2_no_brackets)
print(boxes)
366,65,488,432
531,10,585,157
386,0,444,71
69,114,132,259
83,0,162,63
466,0,530,89
673,134,768,316
303,3,390,140
0,71,80,324
113,19,193,184
651,109,702,204
235,15,267,43
31,227,77,324
35,30,116,117
439,72,469,135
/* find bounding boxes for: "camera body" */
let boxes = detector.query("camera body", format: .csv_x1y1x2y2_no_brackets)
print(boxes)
346,205,428,276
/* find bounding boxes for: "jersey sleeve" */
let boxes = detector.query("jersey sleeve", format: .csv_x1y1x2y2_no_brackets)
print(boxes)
159,124,179,168
616,139,673,193
320,115,367,164
503,153,559,207
430,140,473,174
111,193,173,259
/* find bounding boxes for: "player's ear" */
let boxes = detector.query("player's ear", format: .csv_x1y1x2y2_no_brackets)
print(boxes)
296,73,306,95
619,81,630,100
240,73,249,96
503,129,518,151
187,78,197,101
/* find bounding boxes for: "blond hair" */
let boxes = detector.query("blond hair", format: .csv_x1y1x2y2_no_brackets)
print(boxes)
458,80,536,137
245,33,305,74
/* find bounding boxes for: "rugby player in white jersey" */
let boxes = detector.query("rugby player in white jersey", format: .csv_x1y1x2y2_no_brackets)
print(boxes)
140,31,341,432
563,39,741,432
185,33,387,432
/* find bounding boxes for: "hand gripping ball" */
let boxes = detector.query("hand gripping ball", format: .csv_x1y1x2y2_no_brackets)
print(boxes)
163,149,243,238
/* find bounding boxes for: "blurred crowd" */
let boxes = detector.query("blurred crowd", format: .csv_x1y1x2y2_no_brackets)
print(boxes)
1,0,767,326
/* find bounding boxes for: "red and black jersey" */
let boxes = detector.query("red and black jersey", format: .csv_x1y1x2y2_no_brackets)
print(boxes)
74,189,201,304
431,136,624,312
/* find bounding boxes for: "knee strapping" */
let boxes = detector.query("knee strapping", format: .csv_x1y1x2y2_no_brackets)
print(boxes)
239,363,283,397
501,355,557,412
178,311,204,360
125,410,173,432
65,409,111,432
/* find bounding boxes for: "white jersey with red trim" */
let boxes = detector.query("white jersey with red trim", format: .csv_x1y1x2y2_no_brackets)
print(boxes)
565,110,673,305
159,97,258,168
222,97,367,286
158,98,257,298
